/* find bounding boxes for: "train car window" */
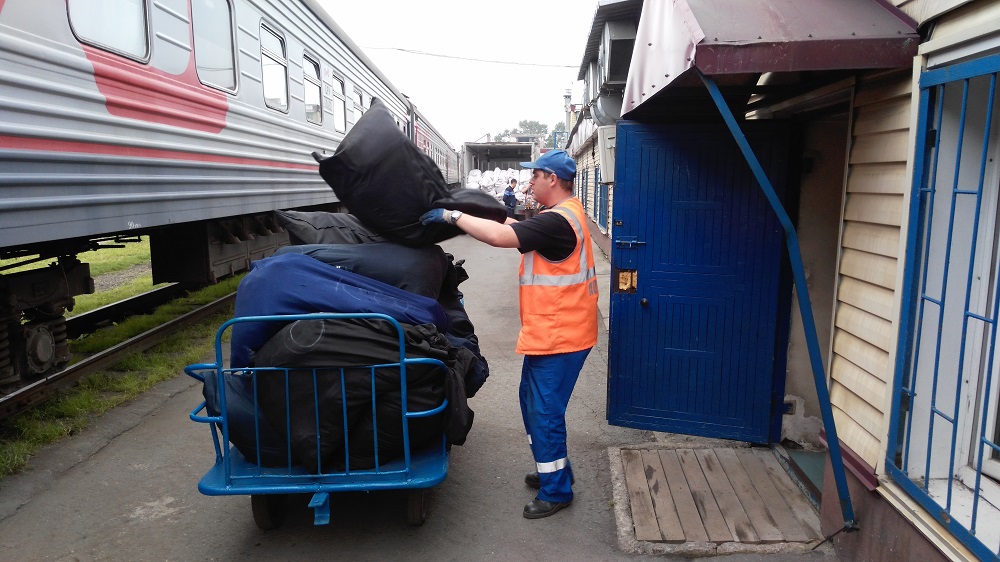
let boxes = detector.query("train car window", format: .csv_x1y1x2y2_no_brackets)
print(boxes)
330,76,347,132
191,0,237,91
352,89,364,113
303,55,322,125
68,0,148,60
260,25,288,112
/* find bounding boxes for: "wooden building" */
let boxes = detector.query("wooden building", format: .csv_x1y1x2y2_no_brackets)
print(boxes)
568,0,1000,560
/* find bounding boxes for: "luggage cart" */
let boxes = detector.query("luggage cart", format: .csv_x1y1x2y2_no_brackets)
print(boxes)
185,313,450,529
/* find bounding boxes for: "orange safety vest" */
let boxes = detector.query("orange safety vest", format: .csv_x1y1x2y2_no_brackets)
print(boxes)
515,197,599,355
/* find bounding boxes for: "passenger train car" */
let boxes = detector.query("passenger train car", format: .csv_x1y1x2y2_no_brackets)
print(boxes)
0,0,459,382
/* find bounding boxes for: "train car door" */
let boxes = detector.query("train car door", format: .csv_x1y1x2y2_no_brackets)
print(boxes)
607,122,791,443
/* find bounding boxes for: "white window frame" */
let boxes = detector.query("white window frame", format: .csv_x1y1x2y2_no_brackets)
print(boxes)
191,0,238,93
889,56,1000,559
67,0,149,62
260,23,288,113
352,88,364,116
303,53,322,125
325,73,347,132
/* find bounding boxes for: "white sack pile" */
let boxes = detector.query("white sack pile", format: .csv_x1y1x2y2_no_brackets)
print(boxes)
465,168,533,201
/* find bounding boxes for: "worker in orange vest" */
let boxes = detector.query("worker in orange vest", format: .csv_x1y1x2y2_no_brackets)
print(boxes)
420,149,599,519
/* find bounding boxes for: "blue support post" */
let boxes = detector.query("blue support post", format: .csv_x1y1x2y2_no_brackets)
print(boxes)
309,492,331,526
698,69,858,530
553,131,568,149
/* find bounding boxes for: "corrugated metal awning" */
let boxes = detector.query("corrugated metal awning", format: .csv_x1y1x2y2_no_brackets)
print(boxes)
577,0,643,81
622,0,919,116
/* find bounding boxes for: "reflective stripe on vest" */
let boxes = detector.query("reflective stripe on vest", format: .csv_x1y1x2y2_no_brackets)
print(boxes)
516,197,598,355
520,205,596,287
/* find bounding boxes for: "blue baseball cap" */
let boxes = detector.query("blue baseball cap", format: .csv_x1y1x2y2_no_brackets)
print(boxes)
521,150,576,181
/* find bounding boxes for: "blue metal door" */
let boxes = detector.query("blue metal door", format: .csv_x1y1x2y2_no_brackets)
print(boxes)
607,122,790,443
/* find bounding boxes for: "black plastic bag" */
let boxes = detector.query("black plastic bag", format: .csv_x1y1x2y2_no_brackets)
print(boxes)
273,210,386,245
316,98,505,247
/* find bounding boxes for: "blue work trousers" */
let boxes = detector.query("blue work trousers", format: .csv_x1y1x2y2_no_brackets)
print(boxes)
519,348,591,503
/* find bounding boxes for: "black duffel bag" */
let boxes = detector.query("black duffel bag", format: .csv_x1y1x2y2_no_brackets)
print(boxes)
316,98,505,246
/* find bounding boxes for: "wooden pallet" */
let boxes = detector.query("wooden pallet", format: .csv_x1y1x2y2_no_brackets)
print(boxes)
620,447,824,544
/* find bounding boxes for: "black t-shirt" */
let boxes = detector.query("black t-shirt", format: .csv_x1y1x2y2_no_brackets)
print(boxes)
510,210,578,262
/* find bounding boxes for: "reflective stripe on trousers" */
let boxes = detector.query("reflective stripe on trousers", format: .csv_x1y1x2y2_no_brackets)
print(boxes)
519,348,591,503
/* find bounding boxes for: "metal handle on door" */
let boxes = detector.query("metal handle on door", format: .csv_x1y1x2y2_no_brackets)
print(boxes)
640,298,649,307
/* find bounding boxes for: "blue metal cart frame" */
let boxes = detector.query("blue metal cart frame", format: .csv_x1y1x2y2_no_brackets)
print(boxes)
185,312,450,528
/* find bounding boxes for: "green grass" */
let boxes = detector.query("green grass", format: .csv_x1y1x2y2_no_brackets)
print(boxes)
68,275,164,317
3,239,163,318
78,239,152,277
70,276,241,354
0,275,243,480
1,238,151,276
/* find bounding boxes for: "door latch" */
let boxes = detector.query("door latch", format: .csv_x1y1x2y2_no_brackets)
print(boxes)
614,236,646,249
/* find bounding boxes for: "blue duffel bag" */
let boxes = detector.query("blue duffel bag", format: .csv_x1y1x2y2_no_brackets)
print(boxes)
229,252,450,368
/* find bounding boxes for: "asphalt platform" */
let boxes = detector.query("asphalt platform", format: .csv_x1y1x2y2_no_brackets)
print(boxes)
0,234,835,561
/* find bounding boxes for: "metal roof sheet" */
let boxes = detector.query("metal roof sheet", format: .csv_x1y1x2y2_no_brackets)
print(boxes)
577,0,644,80
622,0,919,116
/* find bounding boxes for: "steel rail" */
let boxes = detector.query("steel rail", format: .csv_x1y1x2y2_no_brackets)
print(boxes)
65,283,190,338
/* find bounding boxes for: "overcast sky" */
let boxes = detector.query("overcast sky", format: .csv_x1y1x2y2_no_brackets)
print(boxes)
315,1,598,149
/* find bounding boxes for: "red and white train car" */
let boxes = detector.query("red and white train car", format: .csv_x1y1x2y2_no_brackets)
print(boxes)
0,0,458,381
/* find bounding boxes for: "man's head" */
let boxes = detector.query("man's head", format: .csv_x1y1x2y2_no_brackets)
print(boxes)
510,178,517,186
520,150,576,183
521,150,575,206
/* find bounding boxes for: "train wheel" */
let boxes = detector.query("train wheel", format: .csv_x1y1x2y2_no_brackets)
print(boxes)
251,494,286,530
407,489,428,526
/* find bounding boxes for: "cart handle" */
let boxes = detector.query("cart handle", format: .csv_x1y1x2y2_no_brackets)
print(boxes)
400,356,450,419
406,399,448,418
189,401,222,424
184,363,216,383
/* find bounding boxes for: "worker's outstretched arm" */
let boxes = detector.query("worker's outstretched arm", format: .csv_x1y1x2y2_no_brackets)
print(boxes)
420,209,520,248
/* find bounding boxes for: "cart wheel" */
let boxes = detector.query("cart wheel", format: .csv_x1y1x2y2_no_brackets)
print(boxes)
251,494,287,530
407,489,428,526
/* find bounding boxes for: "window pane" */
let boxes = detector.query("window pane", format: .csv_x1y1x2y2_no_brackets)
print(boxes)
304,57,320,82
352,90,363,107
68,0,147,58
304,57,321,125
262,54,287,111
260,27,284,59
332,99,346,131
261,27,286,111
305,81,322,124
191,0,236,90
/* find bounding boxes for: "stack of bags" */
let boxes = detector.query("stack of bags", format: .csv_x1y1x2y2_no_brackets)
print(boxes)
205,99,504,473
467,168,532,201
465,169,482,189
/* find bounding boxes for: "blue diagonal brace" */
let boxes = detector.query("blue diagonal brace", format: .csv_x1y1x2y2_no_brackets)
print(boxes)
698,69,858,530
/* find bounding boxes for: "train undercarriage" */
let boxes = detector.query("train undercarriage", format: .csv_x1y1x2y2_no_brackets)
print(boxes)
0,212,292,386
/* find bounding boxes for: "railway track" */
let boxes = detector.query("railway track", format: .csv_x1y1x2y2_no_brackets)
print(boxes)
0,291,236,421
65,283,192,338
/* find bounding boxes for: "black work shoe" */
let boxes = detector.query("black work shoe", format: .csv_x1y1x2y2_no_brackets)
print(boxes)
524,471,574,489
523,498,571,519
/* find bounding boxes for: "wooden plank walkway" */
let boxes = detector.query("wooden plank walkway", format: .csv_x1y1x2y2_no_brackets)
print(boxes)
620,447,824,545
